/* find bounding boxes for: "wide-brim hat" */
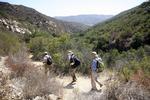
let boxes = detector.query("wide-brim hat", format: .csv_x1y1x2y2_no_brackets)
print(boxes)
92,51,97,55
92,51,98,57
68,50,73,54
44,52,48,54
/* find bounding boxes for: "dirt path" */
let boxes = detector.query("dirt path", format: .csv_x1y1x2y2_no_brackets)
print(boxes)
56,72,110,100
0,56,115,100
30,59,114,100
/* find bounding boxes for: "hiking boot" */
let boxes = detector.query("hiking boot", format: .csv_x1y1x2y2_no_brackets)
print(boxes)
90,88,97,91
99,83,103,87
96,89,102,92
90,88,101,92
72,79,77,82
70,80,77,84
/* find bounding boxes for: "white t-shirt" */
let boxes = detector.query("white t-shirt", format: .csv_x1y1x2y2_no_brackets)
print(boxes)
43,54,51,63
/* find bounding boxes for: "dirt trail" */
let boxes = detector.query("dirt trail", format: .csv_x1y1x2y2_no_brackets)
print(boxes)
31,60,111,99
0,56,114,100
30,59,113,100
56,72,110,100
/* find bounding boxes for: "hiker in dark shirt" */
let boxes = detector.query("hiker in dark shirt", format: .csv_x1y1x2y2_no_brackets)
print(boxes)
68,51,80,84
43,52,52,75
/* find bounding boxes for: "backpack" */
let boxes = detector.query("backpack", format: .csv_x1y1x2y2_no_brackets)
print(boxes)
96,58,104,72
74,57,81,66
47,57,52,65
70,57,81,68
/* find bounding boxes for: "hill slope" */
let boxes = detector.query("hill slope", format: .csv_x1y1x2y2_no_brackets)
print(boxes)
55,14,113,26
83,1,150,51
0,2,88,35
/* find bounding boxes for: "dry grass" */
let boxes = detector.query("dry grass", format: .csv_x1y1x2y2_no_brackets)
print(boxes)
104,80,150,100
23,66,63,99
73,92,103,100
131,70,150,90
5,48,30,78
4,48,63,99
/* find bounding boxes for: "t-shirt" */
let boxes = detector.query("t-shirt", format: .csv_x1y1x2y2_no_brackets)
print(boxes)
43,54,51,63
91,56,102,72
91,58,97,72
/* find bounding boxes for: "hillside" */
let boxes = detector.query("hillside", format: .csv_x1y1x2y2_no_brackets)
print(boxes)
0,2,89,35
55,14,113,26
82,1,150,51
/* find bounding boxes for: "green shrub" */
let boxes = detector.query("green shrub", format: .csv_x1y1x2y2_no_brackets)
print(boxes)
120,56,150,82
0,32,21,55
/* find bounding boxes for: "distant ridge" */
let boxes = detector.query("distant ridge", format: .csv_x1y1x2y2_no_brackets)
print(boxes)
55,14,113,26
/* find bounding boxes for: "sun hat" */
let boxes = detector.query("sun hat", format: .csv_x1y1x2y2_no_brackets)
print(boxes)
44,52,48,54
68,50,74,54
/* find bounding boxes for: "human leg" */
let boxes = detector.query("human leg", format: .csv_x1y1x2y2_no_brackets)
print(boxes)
95,73,103,87
91,71,97,90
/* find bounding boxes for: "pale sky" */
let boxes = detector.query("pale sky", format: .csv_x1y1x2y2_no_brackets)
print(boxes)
1,0,147,17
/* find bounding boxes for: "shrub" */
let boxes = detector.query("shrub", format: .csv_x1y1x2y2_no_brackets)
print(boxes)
119,56,150,85
23,66,63,99
0,32,21,55
4,48,63,99
104,81,149,100
5,47,30,77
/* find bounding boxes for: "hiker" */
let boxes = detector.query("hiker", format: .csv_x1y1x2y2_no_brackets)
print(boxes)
90,51,103,91
43,52,53,75
68,51,80,84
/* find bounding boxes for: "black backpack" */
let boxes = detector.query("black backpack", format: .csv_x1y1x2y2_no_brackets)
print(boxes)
70,57,81,68
74,57,81,66
47,57,52,65
96,59,104,72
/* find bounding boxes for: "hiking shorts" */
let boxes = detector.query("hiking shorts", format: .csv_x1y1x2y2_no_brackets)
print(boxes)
69,67,77,74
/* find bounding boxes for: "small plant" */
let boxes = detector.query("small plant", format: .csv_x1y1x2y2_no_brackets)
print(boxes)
23,66,63,99
0,32,21,55
5,47,30,77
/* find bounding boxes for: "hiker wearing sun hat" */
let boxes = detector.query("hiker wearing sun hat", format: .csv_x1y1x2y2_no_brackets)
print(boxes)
43,52,52,75
90,51,103,91
67,50,81,84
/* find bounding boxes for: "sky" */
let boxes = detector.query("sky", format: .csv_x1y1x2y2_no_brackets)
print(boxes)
1,0,147,17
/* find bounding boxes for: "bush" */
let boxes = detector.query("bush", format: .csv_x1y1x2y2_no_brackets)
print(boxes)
0,32,21,55
23,66,63,99
119,56,150,85
5,47,30,77
4,48,63,99
104,81,149,100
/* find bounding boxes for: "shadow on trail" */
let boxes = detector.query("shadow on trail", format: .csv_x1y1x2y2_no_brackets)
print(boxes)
64,82,76,89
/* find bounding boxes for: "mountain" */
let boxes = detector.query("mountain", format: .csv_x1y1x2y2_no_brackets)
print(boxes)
55,14,113,26
0,2,89,35
82,1,150,51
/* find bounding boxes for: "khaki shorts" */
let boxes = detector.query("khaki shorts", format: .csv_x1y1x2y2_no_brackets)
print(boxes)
69,67,77,74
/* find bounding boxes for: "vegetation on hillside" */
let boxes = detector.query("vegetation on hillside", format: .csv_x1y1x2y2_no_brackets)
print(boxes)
0,1,89,35
81,1,150,51
0,31,21,55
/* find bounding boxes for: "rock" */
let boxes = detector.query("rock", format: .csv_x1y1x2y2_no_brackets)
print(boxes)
0,18,32,34
33,96,45,100
48,94,59,100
